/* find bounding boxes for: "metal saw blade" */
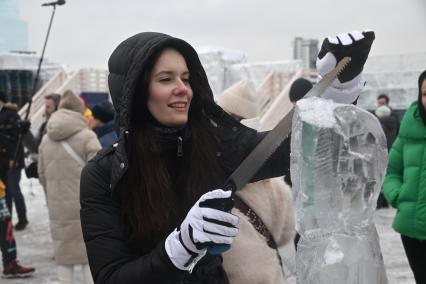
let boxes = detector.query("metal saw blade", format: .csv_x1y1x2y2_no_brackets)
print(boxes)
224,56,352,192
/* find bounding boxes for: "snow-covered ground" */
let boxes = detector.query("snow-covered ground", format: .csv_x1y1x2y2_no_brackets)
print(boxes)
6,174,415,283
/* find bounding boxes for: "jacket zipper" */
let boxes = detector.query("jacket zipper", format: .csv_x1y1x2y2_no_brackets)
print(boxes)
186,250,206,274
177,136,183,157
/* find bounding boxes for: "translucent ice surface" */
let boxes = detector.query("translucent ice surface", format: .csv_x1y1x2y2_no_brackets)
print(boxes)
291,97,388,284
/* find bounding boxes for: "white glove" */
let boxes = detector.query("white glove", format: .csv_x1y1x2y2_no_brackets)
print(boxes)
316,30,375,104
165,189,238,271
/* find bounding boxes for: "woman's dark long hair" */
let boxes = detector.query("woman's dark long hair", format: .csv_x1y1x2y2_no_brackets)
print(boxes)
417,70,426,125
118,47,225,249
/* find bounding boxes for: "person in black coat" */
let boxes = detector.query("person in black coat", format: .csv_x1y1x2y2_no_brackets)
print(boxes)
0,92,30,231
80,31,374,284
35,93,61,150
89,101,118,148
22,93,61,179
80,32,289,284
374,105,399,209
0,91,35,278
376,94,400,136
374,105,399,151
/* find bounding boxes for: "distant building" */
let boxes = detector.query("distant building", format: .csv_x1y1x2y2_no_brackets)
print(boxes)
0,0,28,53
293,37,319,69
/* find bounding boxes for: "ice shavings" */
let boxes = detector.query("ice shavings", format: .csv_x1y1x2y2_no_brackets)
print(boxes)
296,97,342,128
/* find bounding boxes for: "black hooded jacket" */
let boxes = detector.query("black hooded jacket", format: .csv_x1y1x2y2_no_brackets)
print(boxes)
0,104,25,170
377,115,399,151
80,32,290,284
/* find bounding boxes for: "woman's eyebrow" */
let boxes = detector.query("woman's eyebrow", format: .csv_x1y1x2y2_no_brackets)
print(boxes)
154,70,173,76
154,70,190,77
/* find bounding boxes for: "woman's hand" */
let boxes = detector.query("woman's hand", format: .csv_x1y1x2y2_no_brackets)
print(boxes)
165,189,239,272
316,30,375,104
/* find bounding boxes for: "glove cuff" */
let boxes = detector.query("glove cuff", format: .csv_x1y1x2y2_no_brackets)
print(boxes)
321,74,365,104
165,229,206,272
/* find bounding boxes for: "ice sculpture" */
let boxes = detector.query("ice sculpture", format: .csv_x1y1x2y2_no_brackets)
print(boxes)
291,97,388,284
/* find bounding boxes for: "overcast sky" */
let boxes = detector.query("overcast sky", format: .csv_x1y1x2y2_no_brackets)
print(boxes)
19,0,426,69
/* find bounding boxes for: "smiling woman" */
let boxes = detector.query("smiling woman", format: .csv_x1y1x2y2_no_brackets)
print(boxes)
79,32,293,284
79,30,374,284
147,48,193,127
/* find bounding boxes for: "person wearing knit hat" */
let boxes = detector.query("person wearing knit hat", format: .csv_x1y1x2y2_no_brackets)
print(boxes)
289,78,313,103
38,89,101,284
91,102,115,124
89,101,117,148
217,80,258,120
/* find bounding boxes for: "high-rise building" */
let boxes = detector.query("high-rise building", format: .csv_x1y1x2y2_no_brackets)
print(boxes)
293,37,319,70
0,0,28,53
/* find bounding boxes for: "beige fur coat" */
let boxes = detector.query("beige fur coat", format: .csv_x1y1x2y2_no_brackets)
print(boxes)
222,177,295,284
38,107,101,265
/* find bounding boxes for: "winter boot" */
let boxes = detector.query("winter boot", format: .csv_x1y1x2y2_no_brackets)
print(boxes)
14,219,28,231
2,259,35,278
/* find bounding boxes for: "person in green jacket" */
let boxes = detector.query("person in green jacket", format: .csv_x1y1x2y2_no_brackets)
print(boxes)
383,69,426,284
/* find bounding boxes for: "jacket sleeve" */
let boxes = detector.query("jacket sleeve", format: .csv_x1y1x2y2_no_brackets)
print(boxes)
383,136,404,208
80,158,188,284
37,139,47,190
0,109,21,161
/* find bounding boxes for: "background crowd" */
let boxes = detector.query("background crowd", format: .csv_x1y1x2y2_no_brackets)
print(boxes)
0,89,116,281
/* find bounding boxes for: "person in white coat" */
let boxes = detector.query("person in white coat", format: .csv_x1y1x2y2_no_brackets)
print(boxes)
217,80,296,284
38,90,101,284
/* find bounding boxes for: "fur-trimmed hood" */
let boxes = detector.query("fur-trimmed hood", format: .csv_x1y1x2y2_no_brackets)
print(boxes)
47,109,88,141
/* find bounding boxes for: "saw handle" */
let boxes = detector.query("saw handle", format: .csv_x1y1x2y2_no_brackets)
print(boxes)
207,244,230,255
199,196,235,212
200,181,236,255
